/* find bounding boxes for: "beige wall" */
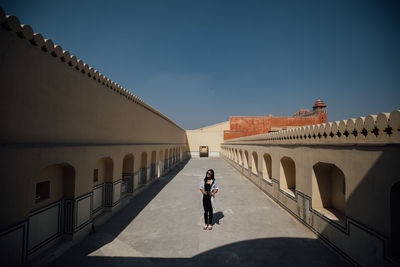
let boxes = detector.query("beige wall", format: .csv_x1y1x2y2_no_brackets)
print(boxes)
186,121,230,155
0,27,186,145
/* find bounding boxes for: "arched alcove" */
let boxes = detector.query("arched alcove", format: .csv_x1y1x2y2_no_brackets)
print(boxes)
29,164,75,251
263,153,272,181
122,154,134,173
122,154,134,195
169,148,172,167
150,151,157,179
93,157,113,211
251,152,258,175
164,148,169,169
140,152,148,185
93,157,113,185
280,157,296,195
244,151,249,169
312,162,346,223
158,150,164,177
239,150,243,166
31,164,75,210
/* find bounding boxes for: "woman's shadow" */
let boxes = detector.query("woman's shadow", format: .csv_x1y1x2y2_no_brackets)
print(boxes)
213,211,224,225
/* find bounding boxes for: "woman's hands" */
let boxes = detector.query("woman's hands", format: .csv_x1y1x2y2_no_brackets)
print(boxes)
200,189,218,196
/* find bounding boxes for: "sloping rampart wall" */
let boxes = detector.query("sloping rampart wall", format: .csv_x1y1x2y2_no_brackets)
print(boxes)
0,13,186,145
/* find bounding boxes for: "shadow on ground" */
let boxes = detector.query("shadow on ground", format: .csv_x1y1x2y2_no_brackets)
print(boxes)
52,237,348,267
47,160,190,267
213,211,224,225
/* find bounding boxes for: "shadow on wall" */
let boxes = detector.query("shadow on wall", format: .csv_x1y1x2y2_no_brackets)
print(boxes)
50,237,349,267
318,147,400,266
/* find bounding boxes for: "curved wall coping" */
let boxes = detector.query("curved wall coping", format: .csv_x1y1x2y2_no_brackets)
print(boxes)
0,7,184,131
224,110,400,145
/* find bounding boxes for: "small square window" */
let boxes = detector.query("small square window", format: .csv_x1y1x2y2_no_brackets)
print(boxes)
93,169,98,182
36,181,50,203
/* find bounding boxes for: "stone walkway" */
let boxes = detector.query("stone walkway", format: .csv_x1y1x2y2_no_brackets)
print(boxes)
49,158,349,266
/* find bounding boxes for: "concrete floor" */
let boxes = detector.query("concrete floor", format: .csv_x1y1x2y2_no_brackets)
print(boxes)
49,158,350,266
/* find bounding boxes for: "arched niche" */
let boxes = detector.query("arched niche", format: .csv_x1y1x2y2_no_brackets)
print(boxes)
280,156,296,195
93,157,113,185
31,163,75,211
122,154,134,195
312,162,346,223
140,152,148,185
263,153,272,181
150,151,157,179
244,151,249,169
251,152,259,175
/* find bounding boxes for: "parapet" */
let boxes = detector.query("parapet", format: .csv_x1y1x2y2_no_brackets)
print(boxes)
224,110,400,145
0,6,183,131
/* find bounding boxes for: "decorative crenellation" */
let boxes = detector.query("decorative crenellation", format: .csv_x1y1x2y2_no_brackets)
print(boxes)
0,7,183,131
225,110,400,145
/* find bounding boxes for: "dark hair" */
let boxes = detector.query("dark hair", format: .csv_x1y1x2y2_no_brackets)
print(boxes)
204,169,215,182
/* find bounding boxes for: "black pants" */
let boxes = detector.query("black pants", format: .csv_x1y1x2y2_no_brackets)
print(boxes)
203,195,213,225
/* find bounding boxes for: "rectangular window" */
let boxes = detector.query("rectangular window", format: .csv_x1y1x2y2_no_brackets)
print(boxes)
36,181,50,203
93,169,98,182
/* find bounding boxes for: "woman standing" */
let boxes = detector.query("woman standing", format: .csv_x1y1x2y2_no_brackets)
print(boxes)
200,169,219,230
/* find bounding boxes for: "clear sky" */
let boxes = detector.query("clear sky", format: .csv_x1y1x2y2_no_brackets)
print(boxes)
2,0,399,129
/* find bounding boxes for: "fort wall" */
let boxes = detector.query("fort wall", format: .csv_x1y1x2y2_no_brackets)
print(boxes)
223,100,327,140
0,13,185,145
0,9,189,266
222,110,400,266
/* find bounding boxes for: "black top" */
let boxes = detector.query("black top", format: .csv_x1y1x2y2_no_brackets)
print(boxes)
205,183,211,192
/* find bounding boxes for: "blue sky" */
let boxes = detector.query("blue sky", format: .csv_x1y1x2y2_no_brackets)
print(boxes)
2,0,399,129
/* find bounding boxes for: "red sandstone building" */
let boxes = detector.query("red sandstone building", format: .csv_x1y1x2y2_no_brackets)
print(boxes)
223,99,327,140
